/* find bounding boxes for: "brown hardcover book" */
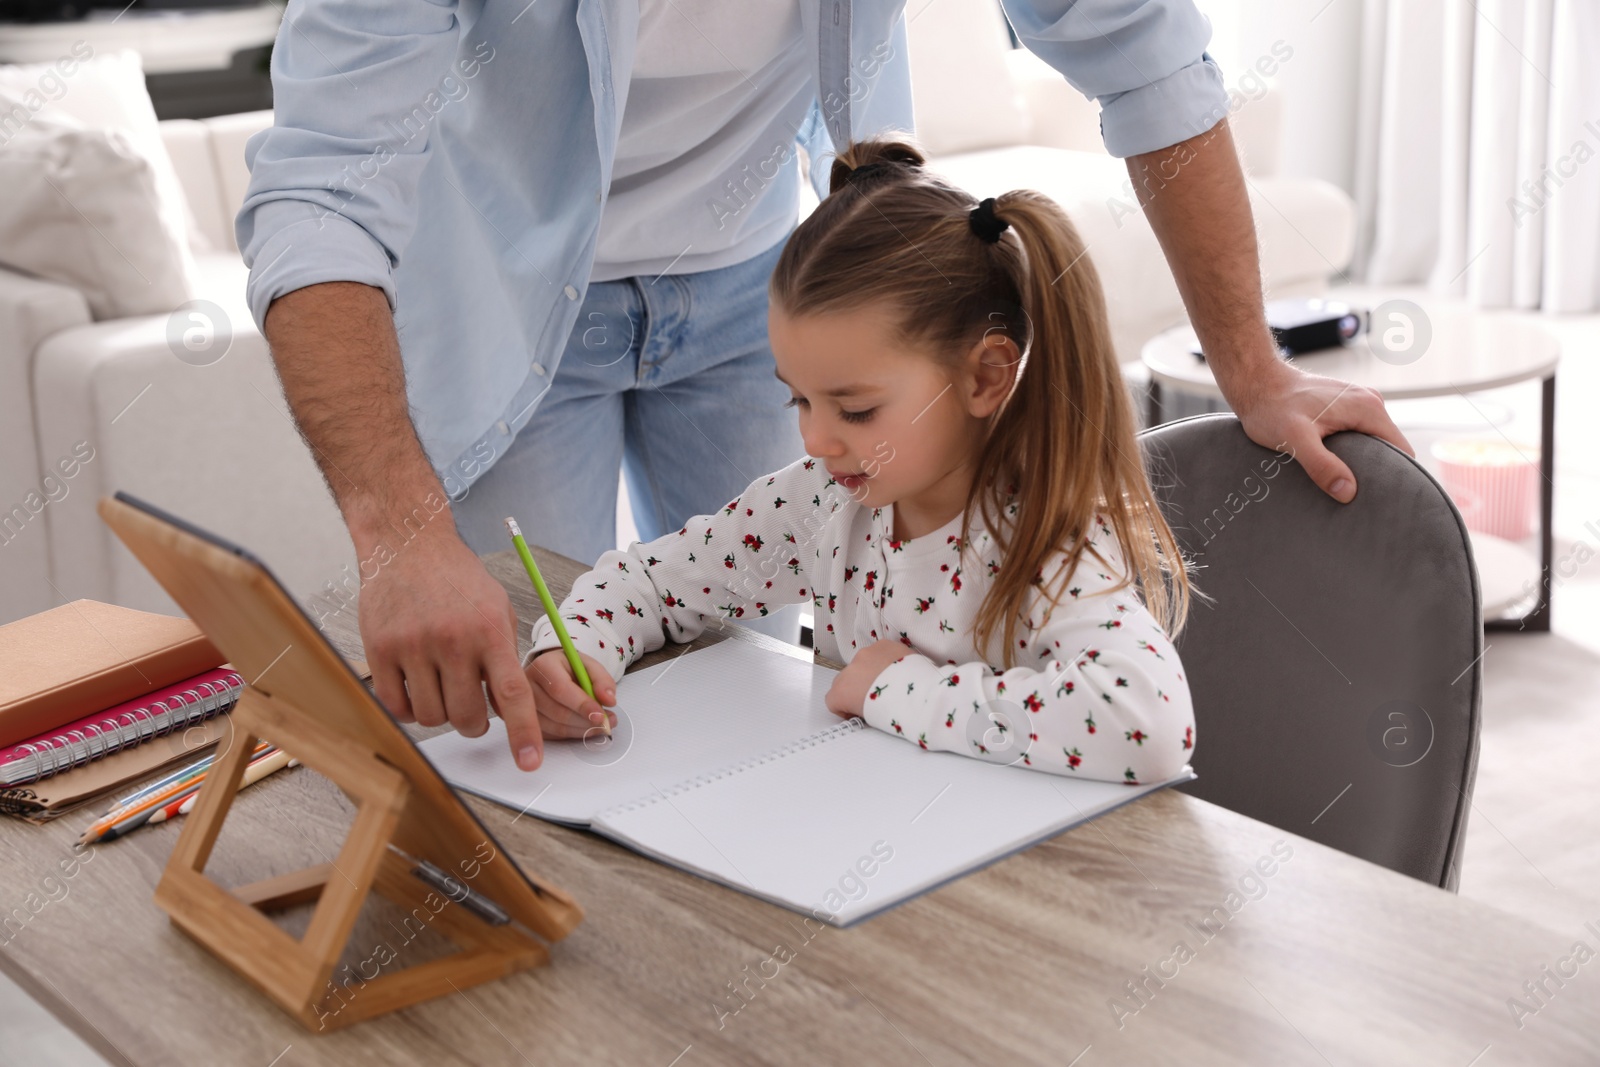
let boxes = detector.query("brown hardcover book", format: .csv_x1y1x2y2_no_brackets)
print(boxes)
0,600,222,748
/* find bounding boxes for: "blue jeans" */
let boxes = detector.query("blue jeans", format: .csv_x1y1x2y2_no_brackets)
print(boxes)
454,235,805,571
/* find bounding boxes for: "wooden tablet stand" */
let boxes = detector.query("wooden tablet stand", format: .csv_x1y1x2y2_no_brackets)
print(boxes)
100,494,584,1032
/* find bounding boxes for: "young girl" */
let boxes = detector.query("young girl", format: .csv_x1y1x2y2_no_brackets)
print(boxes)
524,137,1197,785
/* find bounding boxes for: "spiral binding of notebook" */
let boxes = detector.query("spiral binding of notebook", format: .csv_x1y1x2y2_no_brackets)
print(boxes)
0,668,245,787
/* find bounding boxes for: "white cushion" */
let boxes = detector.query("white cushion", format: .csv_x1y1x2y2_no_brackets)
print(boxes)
905,1,1030,156
0,49,198,287
0,118,191,319
1002,47,1104,154
159,118,225,254
201,110,274,254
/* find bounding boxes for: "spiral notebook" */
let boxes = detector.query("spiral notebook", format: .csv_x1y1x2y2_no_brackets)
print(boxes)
421,641,1191,926
0,667,244,787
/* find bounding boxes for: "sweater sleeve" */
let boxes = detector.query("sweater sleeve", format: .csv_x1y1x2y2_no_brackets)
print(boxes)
526,457,836,679
857,522,1195,785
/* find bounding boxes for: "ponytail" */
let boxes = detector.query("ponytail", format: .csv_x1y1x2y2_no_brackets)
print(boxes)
967,191,1192,660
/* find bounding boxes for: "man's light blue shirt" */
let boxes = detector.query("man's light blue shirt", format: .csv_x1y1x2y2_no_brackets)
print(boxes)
238,0,1226,499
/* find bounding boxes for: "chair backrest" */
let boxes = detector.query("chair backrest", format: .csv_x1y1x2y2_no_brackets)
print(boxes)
1139,414,1481,888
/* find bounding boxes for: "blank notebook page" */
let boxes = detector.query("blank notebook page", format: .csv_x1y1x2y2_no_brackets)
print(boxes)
419,640,840,825
591,718,1173,926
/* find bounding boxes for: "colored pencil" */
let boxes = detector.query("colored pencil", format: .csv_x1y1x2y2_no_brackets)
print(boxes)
80,746,289,845
143,751,297,832
505,516,608,735
96,785,203,843
111,740,269,812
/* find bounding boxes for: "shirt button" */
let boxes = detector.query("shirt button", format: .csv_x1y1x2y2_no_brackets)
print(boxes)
564,285,579,300
532,363,546,376
496,420,510,434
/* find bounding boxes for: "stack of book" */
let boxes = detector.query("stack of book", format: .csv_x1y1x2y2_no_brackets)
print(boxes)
0,600,244,821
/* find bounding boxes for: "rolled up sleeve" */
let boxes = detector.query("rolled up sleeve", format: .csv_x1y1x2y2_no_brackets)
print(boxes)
1000,0,1230,157
236,0,463,330
239,201,399,330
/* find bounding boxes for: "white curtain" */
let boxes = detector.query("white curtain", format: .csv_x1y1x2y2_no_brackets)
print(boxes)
1353,0,1600,313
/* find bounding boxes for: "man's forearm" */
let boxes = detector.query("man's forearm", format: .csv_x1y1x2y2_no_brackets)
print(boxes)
263,281,450,553
1126,118,1282,404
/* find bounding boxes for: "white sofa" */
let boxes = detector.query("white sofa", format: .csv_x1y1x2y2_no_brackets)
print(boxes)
1,113,354,627
0,6,1354,626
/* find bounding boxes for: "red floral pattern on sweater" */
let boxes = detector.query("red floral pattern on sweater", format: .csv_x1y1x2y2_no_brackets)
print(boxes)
528,456,1195,784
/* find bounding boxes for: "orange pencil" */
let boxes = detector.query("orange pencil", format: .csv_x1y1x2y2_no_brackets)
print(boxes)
79,745,278,844
89,749,296,843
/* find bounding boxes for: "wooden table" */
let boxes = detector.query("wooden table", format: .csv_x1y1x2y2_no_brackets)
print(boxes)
3,546,1597,1065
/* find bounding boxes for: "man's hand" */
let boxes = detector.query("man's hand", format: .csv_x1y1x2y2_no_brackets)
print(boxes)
1127,118,1415,501
1223,357,1414,503
264,281,543,767
361,525,544,768
826,639,915,719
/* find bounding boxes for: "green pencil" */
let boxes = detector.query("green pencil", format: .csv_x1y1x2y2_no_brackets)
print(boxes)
504,517,608,735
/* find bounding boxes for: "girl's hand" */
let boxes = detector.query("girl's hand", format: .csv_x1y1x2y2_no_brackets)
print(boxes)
525,650,618,755
825,639,915,718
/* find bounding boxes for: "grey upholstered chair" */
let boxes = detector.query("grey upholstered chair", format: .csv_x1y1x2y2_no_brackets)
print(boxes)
1139,414,1482,889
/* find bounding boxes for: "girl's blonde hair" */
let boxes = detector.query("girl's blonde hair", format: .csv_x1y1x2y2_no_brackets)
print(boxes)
770,136,1194,667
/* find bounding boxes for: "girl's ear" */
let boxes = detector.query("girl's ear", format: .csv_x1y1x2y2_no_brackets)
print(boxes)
963,332,1023,419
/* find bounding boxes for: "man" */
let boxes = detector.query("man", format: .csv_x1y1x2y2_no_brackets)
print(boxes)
240,0,1410,770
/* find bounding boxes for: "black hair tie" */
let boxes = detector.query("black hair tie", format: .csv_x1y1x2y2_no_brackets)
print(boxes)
845,161,897,187
969,197,1009,243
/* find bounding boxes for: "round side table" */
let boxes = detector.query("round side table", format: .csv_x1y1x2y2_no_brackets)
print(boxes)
1141,296,1560,632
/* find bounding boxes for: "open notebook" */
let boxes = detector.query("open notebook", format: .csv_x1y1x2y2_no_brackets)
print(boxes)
420,641,1192,926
